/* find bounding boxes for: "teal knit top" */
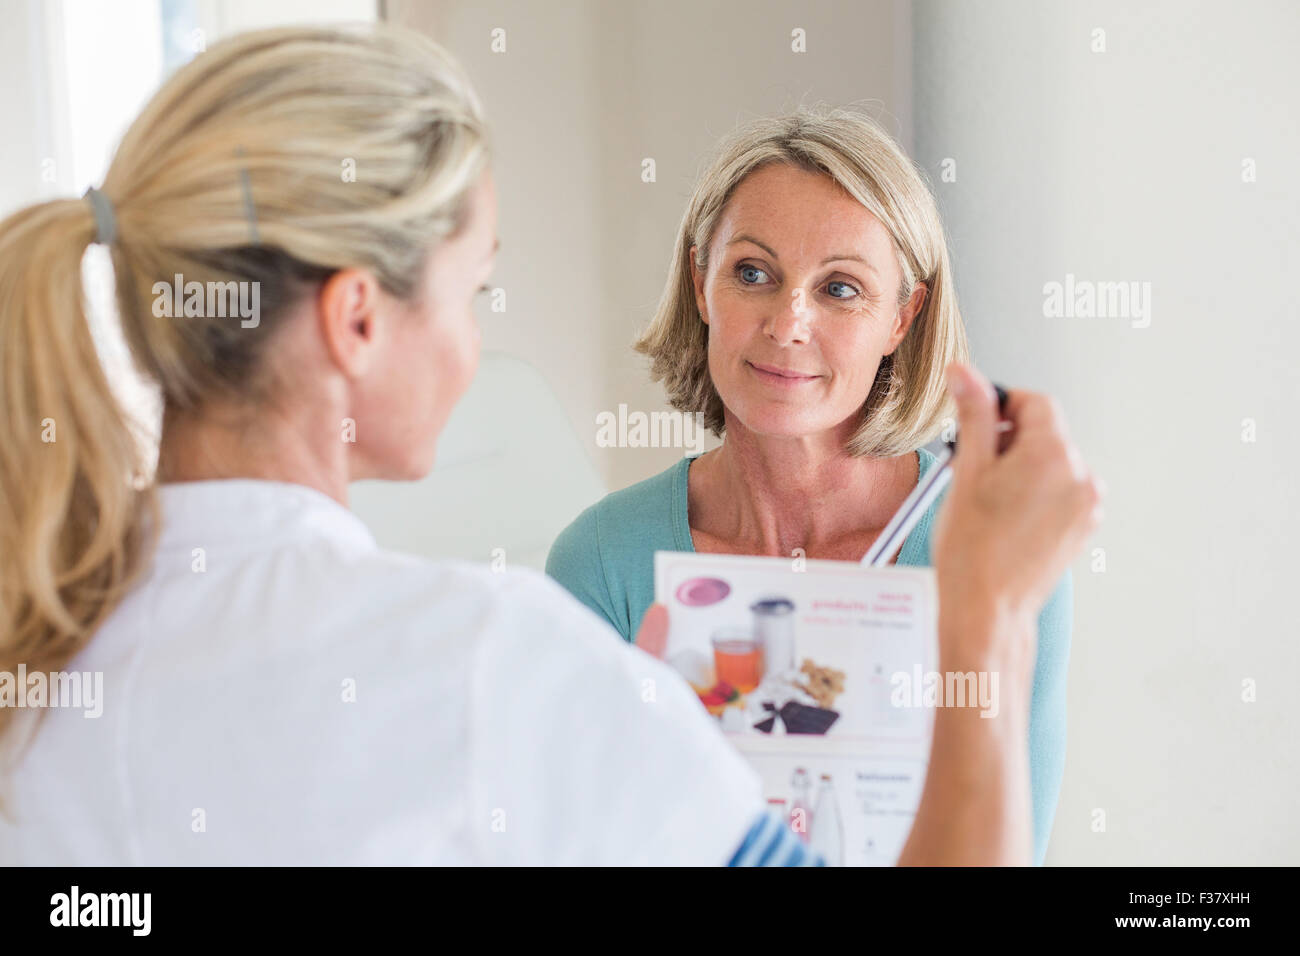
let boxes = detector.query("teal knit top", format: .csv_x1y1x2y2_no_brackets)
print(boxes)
546,446,1072,865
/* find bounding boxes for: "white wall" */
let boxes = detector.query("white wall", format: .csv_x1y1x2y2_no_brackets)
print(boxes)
913,0,1300,864
0,2,56,215
0,0,377,220
195,0,374,35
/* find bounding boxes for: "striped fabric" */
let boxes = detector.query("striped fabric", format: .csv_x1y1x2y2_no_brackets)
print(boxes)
726,809,825,866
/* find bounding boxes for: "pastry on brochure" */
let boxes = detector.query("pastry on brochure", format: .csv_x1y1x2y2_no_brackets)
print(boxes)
795,658,846,709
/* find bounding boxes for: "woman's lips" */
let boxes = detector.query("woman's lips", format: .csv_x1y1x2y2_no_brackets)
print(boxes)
747,360,821,386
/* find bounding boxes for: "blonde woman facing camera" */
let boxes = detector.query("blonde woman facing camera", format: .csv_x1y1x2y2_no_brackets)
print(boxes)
547,109,1073,865
0,26,1099,866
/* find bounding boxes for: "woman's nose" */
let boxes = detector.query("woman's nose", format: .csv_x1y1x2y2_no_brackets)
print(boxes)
763,289,813,345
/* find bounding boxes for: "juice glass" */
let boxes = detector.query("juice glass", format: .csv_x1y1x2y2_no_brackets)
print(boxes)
711,628,764,693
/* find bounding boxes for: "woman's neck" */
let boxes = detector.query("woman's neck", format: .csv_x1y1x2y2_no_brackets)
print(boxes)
154,401,351,506
688,416,915,559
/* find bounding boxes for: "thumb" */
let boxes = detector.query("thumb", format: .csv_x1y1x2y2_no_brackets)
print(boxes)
946,363,999,480
634,603,669,660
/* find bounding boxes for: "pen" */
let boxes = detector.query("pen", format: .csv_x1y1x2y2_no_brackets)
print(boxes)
861,384,1010,567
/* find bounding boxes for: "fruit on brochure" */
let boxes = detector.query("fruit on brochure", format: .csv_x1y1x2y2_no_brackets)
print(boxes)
698,680,741,715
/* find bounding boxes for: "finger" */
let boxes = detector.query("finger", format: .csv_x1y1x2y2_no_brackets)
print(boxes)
947,363,998,479
634,602,669,660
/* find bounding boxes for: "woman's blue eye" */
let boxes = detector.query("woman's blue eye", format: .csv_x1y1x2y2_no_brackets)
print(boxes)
738,264,769,284
826,280,859,299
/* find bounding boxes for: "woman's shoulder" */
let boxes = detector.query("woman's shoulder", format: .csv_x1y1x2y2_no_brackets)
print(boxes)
917,444,940,479
545,456,690,638
547,457,688,568
598,455,691,529
896,445,943,566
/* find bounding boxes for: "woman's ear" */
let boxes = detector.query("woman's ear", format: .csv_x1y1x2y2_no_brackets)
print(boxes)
885,281,928,355
689,244,708,325
317,268,382,377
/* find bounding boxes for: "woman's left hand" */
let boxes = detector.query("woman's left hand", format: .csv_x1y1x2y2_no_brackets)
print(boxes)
633,603,669,659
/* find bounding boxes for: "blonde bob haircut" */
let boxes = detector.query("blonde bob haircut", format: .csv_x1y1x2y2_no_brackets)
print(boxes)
635,105,969,458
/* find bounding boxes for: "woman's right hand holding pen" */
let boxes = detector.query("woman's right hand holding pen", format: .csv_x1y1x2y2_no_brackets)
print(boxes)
901,363,1103,866
933,363,1104,681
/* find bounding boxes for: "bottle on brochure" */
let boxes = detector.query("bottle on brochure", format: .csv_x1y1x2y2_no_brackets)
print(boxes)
809,773,844,866
789,767,813,843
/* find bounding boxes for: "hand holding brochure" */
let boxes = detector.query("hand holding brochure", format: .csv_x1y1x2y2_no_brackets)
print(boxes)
654,551,941,866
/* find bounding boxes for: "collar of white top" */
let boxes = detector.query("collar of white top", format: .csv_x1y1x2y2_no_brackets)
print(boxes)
153,478,378,553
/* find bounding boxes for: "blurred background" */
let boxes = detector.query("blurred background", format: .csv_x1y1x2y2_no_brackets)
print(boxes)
3,0,1296,865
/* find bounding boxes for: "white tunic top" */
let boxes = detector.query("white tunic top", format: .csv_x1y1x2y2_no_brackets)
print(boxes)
0,479,763,865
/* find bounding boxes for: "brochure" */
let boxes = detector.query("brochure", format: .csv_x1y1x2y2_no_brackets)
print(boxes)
654,551,939,866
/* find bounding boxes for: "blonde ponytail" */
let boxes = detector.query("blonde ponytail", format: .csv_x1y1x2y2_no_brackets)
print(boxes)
0,197,156,746
0,23,490,747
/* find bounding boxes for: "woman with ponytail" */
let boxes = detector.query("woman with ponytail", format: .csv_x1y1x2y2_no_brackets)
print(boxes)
0,24,1100,865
